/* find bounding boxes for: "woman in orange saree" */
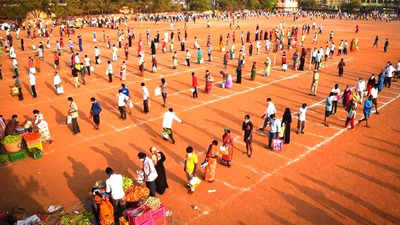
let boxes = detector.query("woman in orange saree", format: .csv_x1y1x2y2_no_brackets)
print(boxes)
221,128,234,167
204,140,218,182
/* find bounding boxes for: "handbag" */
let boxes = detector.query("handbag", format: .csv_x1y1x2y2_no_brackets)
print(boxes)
66,115,72,124
56,86,64,94
128,100,134,108
200,160,208,168
154,87,161,96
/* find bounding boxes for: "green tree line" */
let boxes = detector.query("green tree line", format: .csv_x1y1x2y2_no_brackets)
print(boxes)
0,0,278,22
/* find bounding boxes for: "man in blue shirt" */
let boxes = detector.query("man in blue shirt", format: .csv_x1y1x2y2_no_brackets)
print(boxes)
120,83,130,97
90,97,102,129
359,96,373,128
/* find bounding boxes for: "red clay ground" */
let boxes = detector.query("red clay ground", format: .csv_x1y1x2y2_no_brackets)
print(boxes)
0,16,399,225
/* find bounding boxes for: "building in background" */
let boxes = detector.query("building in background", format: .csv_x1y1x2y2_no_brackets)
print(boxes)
276,0,299,11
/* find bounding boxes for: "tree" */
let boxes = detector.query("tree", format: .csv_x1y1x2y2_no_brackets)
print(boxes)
299,0,317,9
187,0,211,11
259,0,277,10
340,0,361,12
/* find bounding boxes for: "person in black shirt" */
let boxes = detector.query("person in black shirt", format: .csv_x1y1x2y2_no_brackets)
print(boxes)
242,114,253,158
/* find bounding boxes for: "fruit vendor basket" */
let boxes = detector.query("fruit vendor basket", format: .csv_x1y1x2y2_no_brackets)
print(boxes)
1,135,22,153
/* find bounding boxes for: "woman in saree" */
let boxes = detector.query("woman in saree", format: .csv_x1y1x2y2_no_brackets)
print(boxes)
264,56,271,76
204,140,218,182
342,85,352,108
250,62,256,80
225,73,233,89
150,146,169,194
221,128,234,167
205,70,213,93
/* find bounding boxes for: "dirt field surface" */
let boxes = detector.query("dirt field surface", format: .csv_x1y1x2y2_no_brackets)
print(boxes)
0,15,399,225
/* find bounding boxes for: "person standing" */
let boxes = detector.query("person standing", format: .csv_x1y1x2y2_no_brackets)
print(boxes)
68,97,80,134
372,35,379,47
242,115,253,157
370,84,379,114
258,98,276,132
281,108,292,144
384,38,389,52
356,77,366,103
159,78,168,107
345,103,356,129
94,46,100,64
191,72,198,98
324,92,335,127
184,146,199,193
138,53,145,76
359,95,373,128
141,83,150,113
90,97,102,129
185,50,191,67
105,167,125,219
29,72,37,98
235,65,242,83
221,128,234,167
84,55,91,76
106,61,113,83
296,103,307,134
117,90,128,120
149,147,169,194
331,84,341,114
138,152,158,197
310,69,319,96
250,62,256,80
205,70,213,94
264,56,271,76
292,50,299,71
203,140,218,182
338,58,345,77
385,62,395,88
162,108,182,144
268,114,281,149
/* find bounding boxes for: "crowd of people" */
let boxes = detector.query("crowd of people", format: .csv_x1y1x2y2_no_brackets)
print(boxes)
0,9,399,225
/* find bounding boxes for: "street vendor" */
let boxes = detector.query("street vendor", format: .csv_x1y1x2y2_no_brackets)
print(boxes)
5,114,19,136
92,185,115,225
105,167,125,221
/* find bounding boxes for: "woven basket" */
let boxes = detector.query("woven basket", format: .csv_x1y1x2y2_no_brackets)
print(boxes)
3,140,22,153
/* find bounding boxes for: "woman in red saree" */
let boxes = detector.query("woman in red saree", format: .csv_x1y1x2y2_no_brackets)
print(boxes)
204,140,218,182
221,128,234,167
205,70,213,93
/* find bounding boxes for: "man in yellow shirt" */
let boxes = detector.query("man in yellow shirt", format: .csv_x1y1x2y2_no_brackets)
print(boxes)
184,146,199,193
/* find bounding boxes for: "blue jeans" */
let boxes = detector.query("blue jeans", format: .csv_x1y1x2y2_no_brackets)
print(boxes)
268,132,278,148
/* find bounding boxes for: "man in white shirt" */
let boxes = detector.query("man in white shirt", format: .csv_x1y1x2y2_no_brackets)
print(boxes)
53,72,61,89
370,84,379,114
105,167,125,215
74,53,80,64
117,90,129,119
29,73,37,98
12,58,19,76
396,60,400,79
137,152,158,197
84,55,91,75
141,82,150,113
162,108,182,144
356,77,366,103
94,46,100,64
268,114,281,149
297,103,307,134
258,98,276,132
106,61,113,83
385,62,395,88
185,50,191,67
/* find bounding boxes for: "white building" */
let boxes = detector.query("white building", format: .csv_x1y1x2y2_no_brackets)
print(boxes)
276,0,299,11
